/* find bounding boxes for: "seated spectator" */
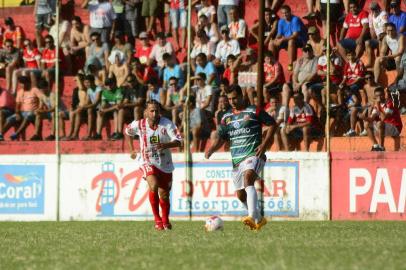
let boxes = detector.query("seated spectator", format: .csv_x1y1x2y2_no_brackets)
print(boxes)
365,1,388,68
191,29,216,62
170,0,187,51
41,35,61,85
85,32,110,74
363,71,381,106
282,44,318,107
227,6,247,47
374,22,405,83
283,92,321,151
3,17,23,49
12,39,42,94
217,0,239,28
49,13,72,74
250,8,278,47
0,38,21,92
131,57,157,86
264,95,289,150
194,52,219,88
34,0,54,49
214,25,240,67
342,86,364,137
389,52,406,95
61,72,89,140
192,72,214,117
269,5,307,71
307,26,324,57
232,49,258,104
388,0,406,35
1,76,44,141
134,32,152,66
196,0,216,23
146,78,166,105
195,14,220,44
361,87,403,151
163,53,184,89
82,0,116,43
108,51,129,87
263,50,285,95
94,77,124,140
70,16,90,67
110,32,133,66
222,54,238,85
149,32,175,79
0,87,15,141
164,76,183,126
121,74,146,122
339,49,365,93
79,74,102,140
338,0,369,59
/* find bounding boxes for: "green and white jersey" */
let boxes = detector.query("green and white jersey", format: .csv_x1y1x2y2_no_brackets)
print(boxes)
218,105,275,167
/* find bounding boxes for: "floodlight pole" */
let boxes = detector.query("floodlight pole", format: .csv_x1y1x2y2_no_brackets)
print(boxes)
55,0,61,222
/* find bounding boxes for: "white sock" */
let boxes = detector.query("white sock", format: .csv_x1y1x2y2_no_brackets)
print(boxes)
245,185,260,221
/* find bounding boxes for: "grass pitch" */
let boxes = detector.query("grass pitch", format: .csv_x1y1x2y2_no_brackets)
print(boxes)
0,221,405,270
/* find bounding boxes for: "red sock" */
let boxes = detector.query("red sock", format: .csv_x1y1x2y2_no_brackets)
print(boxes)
159,198,170,224
149,191,161,222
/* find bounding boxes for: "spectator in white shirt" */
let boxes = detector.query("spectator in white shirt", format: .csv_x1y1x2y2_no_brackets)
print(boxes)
228,6,247,48
82,0,117,43
365,1,388,67
217,0,239,28
195,0,216,23
149,32,175,79
191,29,216,61
214,25,240,67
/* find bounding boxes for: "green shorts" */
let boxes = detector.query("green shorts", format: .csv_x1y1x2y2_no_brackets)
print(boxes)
142,0,159,17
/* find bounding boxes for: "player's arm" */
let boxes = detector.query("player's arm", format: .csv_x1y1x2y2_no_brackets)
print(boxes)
256,109,276,156
156,122,183,151
125,120,139,159
205,132,225,159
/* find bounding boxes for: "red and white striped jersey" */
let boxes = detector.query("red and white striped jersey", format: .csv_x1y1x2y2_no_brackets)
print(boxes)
344,60,365,85
287,103,314,125
125,117,182,173
23,48,41,69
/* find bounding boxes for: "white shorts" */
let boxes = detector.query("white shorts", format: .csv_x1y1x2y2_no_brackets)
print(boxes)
374,122,400,136
170,8,187,29
232,156,265,191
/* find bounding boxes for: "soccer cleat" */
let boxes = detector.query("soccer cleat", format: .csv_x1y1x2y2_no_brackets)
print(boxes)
242,216,257,230
256,217,267,231
154,221,164,231
163,223,172,230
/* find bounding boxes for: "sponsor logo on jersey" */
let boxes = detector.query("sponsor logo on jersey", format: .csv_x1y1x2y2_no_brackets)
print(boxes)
150,135,160,144
229,128,251,137
233,121,240,129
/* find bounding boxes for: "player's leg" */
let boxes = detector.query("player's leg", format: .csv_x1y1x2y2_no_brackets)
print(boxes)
145,172,163,230
158,171,173,230
244,169,261,225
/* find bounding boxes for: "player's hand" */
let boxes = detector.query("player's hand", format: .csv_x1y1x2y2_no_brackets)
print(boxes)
155,143,165,151
205,149,212,159
255,144,267,157
130,151,137,159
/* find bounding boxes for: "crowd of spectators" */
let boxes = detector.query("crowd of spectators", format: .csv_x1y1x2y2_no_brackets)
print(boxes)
0,0,405,152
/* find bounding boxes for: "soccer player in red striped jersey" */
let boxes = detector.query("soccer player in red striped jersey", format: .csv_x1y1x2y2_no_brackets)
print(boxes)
125,100,182,230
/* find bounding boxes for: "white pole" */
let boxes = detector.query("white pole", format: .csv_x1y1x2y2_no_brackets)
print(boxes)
55,0,61,222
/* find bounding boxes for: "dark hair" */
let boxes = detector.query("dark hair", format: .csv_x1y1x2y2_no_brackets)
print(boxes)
280,5,291,12
365,71,374,78
226,54,236,62
169,76,178,82
37,79,49,89
264,50,273,58
4,38,13,45
196,53,207,61
227,84,242,96
18,76,30,84
374,87,385,94
293,91,304,99
199,14,208,20
385,22,396,30
188,95,196,104
105,77,116,86
197,72,207,81
146,99,162,109
345,49,355,55
147,77,158,85
84,74,95,82
162,53,172,61
90,32,101,38
72,16,82,24
156,32,166,39
264,8,272,13
44,35,54,43
348,0,358,6
220,78,230,86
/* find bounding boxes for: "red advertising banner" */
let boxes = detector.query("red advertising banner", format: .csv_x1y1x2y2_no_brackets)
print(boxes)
332,152,406,220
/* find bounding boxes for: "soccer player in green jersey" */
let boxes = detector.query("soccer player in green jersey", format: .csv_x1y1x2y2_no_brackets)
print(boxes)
205,85,276,230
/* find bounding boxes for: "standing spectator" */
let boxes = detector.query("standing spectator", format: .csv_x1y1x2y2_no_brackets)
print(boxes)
306,26,324,57
85,32,110,77
34,0,55,49
269,5,307,71
163,53,184,89
281,44,318,107
112,0,126,35
388,0,406,35
80,74,102,140
170,0,188,51
124,0,143,46
362,87,403,151
3,17,24,49
121,74,146,121
0,88,15,141
134,32,153,66
339,50,366,93
108,51,129,87
320,0,342,46
228,6,247,47
264,95,289,150
214,25,240,67
365,1,388,68
149,32,175,79
250,8,278,47
142,0,165,35
195,14,220,44
0,39,21,93
94,77,124,140
49,14,72,74
191,29,216,61
82,0,117,43
217,0,239,28
303,0,316,20
2,76,44,141
196,0,216,23
146,78,166,105
338,0,369,59
374,22,405,83
12,39,41,94
70,16,90,68
283,92,321,151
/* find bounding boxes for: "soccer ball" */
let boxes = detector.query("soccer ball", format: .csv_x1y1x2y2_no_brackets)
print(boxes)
205,216,224,232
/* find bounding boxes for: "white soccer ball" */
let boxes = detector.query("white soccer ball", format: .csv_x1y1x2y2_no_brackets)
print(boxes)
205,216,224,232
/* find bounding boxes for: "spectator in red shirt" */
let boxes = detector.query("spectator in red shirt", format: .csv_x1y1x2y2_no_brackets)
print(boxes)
12,39,42,94
361,87,403,151
264,50,285,95
338,0,370,59
0,87,15,141
283,91,321,151
131,57,158,86
3,17,24,49
134,32,152,66
41,35,60,85
222,54,237,84
339,49,365,93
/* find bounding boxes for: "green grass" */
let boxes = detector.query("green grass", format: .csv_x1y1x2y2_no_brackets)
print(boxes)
0,221,405,270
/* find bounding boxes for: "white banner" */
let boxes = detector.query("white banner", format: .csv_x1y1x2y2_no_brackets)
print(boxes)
0,155,58,221
59,152,329,221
